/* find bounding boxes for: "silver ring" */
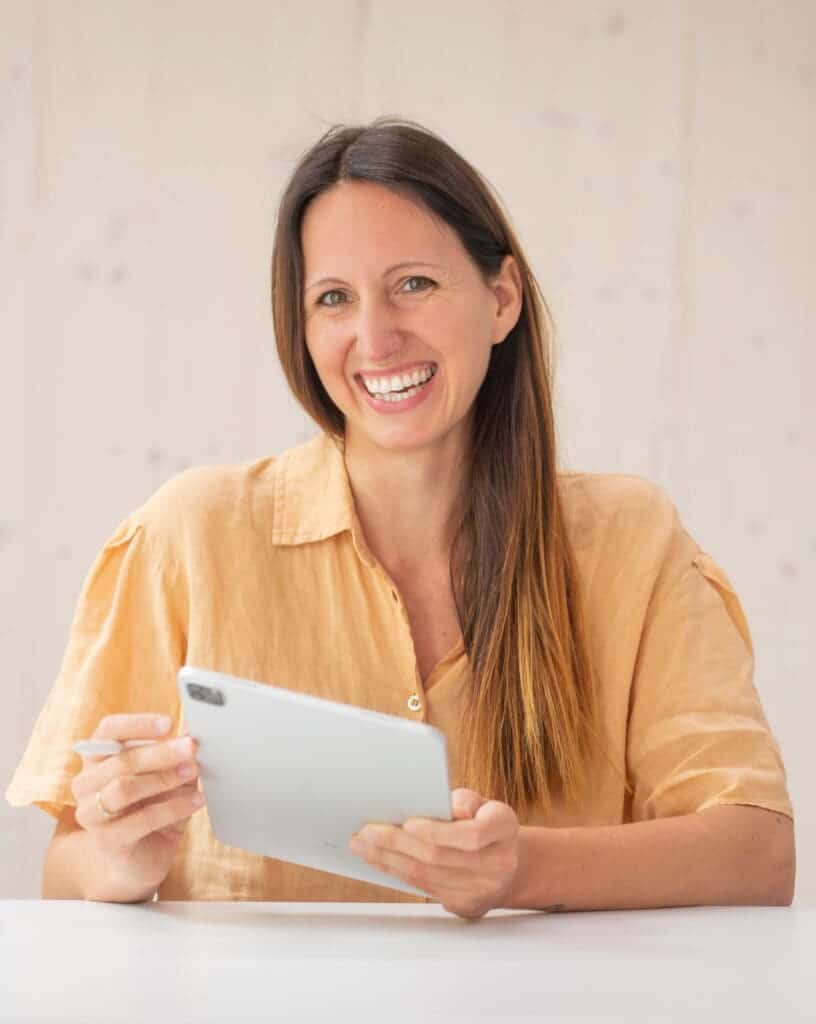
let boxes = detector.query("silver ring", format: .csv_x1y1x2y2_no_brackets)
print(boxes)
96,789,116,820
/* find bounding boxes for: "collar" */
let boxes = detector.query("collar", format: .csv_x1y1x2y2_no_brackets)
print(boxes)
270,432,376,565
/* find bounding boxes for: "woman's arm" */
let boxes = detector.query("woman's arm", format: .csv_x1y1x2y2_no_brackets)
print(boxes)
506,804,795,912
351,793,794,918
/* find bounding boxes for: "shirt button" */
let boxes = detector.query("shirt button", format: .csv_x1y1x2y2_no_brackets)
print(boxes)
407,694,422,712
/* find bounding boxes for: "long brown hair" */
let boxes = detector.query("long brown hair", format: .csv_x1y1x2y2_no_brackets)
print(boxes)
271,117,619,817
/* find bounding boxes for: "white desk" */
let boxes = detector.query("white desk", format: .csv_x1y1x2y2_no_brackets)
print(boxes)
2,901,813,1021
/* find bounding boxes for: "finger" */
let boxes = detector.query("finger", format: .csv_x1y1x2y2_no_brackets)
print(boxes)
451,788,487,820
130,780,201,814
352,825,473,871
72,734,196,801
122,785,206,841
115,734,198,778
155,780,204,838
157,819,191,839
472,799,519,837
86,779,175,825
72,735,197,802
402,800,516,850
354,842,474,898
76,714,175,772
156,789,199,837
85,783,206,840
90,759,200,824
76,768,201,828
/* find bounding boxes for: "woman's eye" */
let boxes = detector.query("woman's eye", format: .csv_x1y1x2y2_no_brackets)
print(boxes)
317,289,348,307
315,276,433,308
401,275,434,293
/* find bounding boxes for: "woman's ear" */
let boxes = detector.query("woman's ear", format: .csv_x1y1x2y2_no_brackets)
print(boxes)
491,254,523,345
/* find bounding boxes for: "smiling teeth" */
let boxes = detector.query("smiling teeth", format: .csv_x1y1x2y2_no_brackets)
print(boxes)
362,365,436,395
376,382,427,403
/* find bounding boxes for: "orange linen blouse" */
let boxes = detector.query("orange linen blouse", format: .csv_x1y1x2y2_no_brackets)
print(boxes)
7,432,793,902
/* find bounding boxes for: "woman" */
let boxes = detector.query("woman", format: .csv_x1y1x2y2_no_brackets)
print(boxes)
7,118,795,919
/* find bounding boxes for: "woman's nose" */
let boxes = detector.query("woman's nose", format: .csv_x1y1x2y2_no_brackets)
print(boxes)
354,296,404,364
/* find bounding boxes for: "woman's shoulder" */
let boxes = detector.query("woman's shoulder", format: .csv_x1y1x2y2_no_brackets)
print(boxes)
126,433,333,547
556,469,681,556
132,456,276,536
557,468,674,514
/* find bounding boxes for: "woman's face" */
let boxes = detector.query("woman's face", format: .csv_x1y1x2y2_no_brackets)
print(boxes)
301,180,521,455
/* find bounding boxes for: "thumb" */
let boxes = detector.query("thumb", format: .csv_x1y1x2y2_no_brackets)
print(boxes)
451,788,486,820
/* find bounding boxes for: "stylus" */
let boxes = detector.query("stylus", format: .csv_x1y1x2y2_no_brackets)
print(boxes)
72,739,158,757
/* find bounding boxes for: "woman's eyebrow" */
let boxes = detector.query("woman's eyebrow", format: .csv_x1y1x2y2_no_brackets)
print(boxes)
304,261,445,292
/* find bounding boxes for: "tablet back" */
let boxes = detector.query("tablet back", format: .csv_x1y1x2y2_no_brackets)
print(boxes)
177,665,452,896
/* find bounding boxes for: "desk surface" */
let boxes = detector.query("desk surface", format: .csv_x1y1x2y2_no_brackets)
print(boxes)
2,901,814,1022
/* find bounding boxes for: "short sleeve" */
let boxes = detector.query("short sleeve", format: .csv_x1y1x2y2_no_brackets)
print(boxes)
5,514,187,818
626,520,793,823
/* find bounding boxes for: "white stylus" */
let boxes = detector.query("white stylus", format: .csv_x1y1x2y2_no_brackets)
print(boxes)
72,739,159,757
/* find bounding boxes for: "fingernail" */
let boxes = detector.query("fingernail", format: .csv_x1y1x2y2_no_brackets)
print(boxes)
171,737,193,755
155,715,172,734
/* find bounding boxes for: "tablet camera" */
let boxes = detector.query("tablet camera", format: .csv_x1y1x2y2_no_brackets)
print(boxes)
186,683,225,706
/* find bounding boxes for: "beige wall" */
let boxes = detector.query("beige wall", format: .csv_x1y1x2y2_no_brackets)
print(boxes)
2,0,813,902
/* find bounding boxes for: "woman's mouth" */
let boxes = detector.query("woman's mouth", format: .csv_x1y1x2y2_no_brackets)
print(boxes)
354,363,438,413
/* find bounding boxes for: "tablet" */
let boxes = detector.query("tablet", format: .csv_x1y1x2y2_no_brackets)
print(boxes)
177,665,453,897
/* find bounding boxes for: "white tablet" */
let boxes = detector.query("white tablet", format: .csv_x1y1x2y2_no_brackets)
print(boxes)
177,665,453,897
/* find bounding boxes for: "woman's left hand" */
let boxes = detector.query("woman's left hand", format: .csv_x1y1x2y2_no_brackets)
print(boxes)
348,788,520,920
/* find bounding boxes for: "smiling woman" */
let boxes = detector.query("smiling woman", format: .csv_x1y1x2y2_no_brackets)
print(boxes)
8,117,794,918
300,182,518,448
272,123,603,819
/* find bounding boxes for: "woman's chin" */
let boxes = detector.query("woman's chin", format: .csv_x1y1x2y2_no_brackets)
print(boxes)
345,416,468,459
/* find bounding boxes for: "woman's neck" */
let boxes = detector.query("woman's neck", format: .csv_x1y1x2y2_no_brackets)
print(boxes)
342,428,467,575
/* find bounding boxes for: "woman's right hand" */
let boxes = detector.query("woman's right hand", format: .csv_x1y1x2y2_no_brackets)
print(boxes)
70,712,206,898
